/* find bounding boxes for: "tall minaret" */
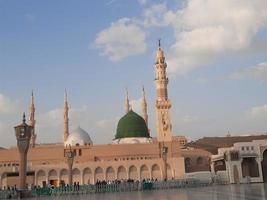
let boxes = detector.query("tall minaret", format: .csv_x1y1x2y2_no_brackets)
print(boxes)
124,88,130,113
154,40,172,142
141,86,148,126
29,90,36,147
63,89,69,143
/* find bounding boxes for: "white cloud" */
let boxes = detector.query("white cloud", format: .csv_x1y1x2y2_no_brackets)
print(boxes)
165,0,267,75
0,94,22,147
0,121,16,147
138,0,148,6
0,94,21,114
37,108,62,128
36,105,93,143
95,0,267,73
35,104,119,144
142,3,168,27
95,117,119,141
228,62,267,81
106,0,117,6
95,18,146,61
249,104,267,119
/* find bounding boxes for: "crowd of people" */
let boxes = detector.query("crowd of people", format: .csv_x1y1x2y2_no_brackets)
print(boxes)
0,178,210,199
1,178,162,192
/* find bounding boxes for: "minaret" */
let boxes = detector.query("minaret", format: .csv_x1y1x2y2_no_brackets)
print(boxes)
63,89,69,143
141,86,148,126
154,40,172,142
124,88,130,113
29,90,36,147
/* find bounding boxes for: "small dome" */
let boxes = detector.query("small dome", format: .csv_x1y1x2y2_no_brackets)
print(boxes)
115,110,150,139
65,127,93,146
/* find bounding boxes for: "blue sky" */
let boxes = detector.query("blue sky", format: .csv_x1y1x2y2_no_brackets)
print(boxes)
1,0,267,147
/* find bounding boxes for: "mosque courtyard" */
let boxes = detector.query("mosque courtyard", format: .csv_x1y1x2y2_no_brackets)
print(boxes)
20,183,267,200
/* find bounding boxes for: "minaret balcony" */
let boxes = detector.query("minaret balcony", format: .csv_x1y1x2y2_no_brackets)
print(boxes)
156,64,167,68
155,79,169,85
156,100,172,109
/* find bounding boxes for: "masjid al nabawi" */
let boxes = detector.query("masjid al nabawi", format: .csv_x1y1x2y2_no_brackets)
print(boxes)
1,43,267,188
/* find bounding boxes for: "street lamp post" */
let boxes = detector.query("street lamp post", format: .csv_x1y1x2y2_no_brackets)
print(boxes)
64,145,75,185
14,113,33,190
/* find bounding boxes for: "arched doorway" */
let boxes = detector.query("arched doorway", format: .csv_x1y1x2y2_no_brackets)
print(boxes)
197,157,203,165
262,150,267,182
129,165,138,180
140,165,149,180
95,167,104,182
72,168,81,184
117,166,127,180
185,157,191,173
83,168,92,184
151,164,161,180
242,158,259,178
36,170,46,187
106,167,115,181
48,169,58,186
59,169,68,186
233,165,239,184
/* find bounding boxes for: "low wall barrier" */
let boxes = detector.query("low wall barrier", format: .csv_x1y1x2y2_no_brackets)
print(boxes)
33,179,211,197
0,190,17,199
0,178,212,199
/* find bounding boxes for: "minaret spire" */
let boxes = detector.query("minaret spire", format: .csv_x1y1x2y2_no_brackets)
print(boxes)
124,88,130,113
63,89,69,143
29,90,36,147
154,40,172,142
141,86,148,126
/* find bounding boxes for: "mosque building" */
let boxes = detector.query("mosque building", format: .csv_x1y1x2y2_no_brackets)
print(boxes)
0,42,210,188
1,41,267,188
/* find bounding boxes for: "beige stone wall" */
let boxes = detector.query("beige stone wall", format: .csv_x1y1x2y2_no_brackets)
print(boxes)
31,156,184,186
181,148,211,173
0,142,171,166
0,141,185,188
1,174,34,189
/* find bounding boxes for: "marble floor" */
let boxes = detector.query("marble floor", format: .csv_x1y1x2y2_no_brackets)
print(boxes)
31,184,267,200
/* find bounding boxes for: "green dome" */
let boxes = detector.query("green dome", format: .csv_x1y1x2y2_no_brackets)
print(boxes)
115,110,150,139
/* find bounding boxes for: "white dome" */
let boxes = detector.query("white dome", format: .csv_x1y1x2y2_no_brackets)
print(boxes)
65,127,93,146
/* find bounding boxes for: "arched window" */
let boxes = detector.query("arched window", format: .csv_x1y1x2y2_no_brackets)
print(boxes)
197,157,203,165
185,157,191,167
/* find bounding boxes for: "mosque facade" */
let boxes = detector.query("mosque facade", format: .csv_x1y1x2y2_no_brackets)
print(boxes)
0,43,211,188
2,42,267,189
